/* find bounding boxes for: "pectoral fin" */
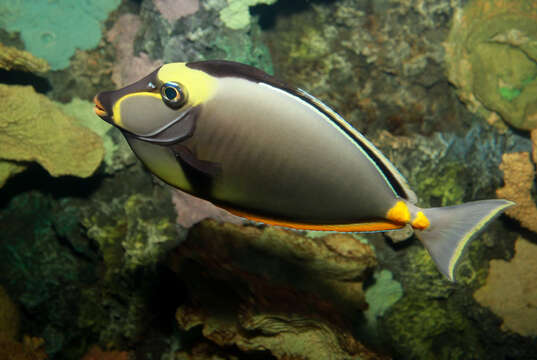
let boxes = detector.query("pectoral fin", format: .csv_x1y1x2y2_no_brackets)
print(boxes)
171,144,221,177
137,106,201,145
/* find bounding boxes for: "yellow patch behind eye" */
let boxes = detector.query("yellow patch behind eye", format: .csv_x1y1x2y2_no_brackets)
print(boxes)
158,63,217,106
386,201,411,224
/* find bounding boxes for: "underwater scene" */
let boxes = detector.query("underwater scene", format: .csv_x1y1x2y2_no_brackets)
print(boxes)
1,0,537,359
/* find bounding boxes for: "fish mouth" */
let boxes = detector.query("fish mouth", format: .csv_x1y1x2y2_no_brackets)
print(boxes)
93,94,113,124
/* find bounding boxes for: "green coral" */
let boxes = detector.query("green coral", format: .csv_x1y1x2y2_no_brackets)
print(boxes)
57,98,134,174
0,0,121,70
0,161,26,189
82,193,178,276
445,0,537,130
0,43,49,72
0,84,104,187
364,270,403,328
219,0,277,30
382,296,478,360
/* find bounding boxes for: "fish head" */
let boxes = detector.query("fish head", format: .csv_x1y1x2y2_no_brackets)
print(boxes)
93,63,216,143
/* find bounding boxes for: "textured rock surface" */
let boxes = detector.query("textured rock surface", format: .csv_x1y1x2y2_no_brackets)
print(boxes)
0,84,104,180
445,0,537,130
106,13,164,87
0,0,121,70
262,0,463,137
169,220,384,359
0,43,49,72
57,98,135,174
496,152,537,233
136,0,273,73
474,237,537,336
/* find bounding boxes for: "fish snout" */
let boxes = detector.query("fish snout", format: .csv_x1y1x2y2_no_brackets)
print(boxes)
93,92,114,124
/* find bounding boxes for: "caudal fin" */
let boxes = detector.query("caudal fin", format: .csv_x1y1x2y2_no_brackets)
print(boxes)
414,199,514,282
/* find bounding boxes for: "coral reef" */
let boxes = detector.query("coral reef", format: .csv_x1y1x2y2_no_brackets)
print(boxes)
219,0,277,30
168,220,384,360
0,84,104,187
0,43,49,72
153,0,199,23
0,0,121,70
82,190,179,275
364,270,403,329
0,161,26,189
45,42,117,103
474,237,537,336
0,191,97,356
496,152,537,232
171,189,243,228
136,0,273,73
263,0,462,137
57,98,135,174
373,125,528,209
445,0,537,130
106,13,163,87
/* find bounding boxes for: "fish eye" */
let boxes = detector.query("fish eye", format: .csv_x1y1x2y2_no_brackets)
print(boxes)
161,82,187,109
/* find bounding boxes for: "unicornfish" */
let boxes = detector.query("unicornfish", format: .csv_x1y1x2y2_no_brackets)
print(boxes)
93,60,514,281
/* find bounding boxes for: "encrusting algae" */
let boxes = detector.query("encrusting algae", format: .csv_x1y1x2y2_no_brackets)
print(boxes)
169,220,384,360
444,0,537,130
0,84,104,187
496,130,537,232
0,43,49,73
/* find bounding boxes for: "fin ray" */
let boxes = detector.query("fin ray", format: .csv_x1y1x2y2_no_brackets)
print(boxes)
415,199,514,281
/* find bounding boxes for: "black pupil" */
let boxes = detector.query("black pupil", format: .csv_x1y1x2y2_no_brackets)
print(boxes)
165,87,178,100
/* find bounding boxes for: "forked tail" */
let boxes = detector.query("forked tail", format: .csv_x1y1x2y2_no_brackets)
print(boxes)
414,199,514,281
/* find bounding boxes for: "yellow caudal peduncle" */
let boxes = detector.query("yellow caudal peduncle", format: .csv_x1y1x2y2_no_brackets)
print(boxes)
386,201,411,224
157,63,217,106
411,211,430,230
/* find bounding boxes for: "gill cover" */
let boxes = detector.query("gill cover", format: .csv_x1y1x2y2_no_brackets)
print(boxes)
94,63,217,142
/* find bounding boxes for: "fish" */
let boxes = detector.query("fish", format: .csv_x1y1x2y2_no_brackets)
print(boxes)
93,60,514,281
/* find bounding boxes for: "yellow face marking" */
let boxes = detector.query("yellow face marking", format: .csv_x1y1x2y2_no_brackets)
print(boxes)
157,63,217,106
113,92,161,128
386,201,411,224
411,211,430,230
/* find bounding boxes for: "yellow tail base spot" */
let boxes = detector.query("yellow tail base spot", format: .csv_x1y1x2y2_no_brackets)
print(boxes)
386,201,411,224
411,211,430,230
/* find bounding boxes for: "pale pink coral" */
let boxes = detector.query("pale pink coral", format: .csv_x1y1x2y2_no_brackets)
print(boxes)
107,14,163,87
171,190,244,228
153,0,199,22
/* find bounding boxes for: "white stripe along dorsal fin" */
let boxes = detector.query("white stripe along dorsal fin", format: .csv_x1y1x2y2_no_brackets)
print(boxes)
294,88,417,203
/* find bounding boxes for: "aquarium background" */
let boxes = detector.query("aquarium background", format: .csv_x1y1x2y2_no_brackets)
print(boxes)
1,0,537,359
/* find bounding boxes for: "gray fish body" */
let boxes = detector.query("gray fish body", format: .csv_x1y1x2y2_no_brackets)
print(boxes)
180,77,397,223
94,60,514,281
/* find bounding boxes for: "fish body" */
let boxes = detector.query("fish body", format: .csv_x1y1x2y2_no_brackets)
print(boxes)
94,60,514,281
